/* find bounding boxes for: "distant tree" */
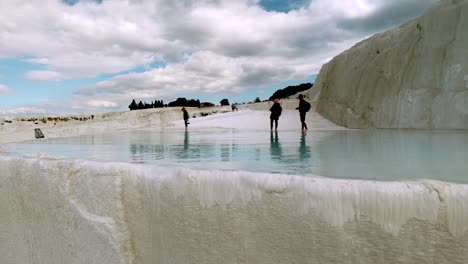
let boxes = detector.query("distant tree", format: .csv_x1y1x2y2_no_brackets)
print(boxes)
129,98,200,109
129,99,137,110
200,102,215,108
254,97,261,103
168,97,189,107
220,98,229,106
188,99,201,108
153,100,163,108
269,83,313,101
128,99,169,110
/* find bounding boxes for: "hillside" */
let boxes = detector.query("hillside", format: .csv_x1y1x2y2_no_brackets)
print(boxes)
309,0,468,129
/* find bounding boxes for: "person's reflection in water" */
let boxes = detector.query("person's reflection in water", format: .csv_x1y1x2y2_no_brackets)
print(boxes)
130,144,138,160
129,144,146,162
299,131,311,161
270,131,282,159
184,130,189,150
174,130,191,160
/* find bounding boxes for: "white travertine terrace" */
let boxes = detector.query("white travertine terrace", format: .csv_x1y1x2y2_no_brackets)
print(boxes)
1,106,467,263
2,0,468,261
0,101,335,144
1,156,467,264
309,0,468,129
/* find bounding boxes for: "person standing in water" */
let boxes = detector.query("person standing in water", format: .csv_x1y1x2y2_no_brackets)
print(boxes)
296,94,310,130
269,98,282,131
182,107,189,129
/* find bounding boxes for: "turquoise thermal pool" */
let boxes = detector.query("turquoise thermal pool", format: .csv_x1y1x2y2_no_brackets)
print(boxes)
5,129,468,183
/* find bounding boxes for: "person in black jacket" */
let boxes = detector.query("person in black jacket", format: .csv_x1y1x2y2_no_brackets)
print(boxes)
269,98,282,131
296,94,309,130
182,107,189,129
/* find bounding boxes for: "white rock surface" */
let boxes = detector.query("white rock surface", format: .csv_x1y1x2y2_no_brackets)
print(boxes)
309,0,468,129
0,107,230,144
0,101,337,144
1,100,467,263
1,156,468,264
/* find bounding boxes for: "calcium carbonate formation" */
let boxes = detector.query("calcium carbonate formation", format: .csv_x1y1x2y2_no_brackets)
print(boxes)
2,1,468,263
1,156,467,264
309,0,468,129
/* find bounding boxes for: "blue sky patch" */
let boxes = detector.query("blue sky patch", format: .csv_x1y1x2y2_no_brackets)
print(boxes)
259,0,310,13
0,58,168,110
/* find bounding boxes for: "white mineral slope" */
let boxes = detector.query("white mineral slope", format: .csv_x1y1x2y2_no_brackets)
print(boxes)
1,156,467,264
309,0,468,129
171,109,342,131
0,107,231,144
0,100,339,144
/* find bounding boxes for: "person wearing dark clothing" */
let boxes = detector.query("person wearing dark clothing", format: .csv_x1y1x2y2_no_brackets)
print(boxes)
269,98,282,131
182,107,189,129
296,94,309,130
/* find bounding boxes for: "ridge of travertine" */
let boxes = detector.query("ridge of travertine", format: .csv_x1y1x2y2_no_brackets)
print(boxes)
1,156,468,264
0,156,468,264
0,101,342,144
309,0,468,129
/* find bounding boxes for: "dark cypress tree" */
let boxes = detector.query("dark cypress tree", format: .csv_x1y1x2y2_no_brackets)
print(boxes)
129,99,137,110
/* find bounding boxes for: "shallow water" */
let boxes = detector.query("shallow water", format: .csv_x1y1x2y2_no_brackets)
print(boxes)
5,129,468,183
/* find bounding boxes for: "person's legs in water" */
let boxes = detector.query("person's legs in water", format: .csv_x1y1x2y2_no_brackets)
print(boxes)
300,112,307,130
184,120,188,129
270,118,279,130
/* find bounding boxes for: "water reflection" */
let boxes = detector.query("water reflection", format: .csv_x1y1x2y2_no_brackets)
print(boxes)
184,130,189,150
7,129,468,182
270,131,282,159
314,130,468,182
299,131,311,161
130,144,166,162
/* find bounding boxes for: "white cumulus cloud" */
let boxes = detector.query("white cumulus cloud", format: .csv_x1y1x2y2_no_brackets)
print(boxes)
24,71,65,81
0,106,47,117
0,0,437,111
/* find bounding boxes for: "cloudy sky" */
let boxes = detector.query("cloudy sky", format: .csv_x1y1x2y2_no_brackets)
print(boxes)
0,0,437,116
